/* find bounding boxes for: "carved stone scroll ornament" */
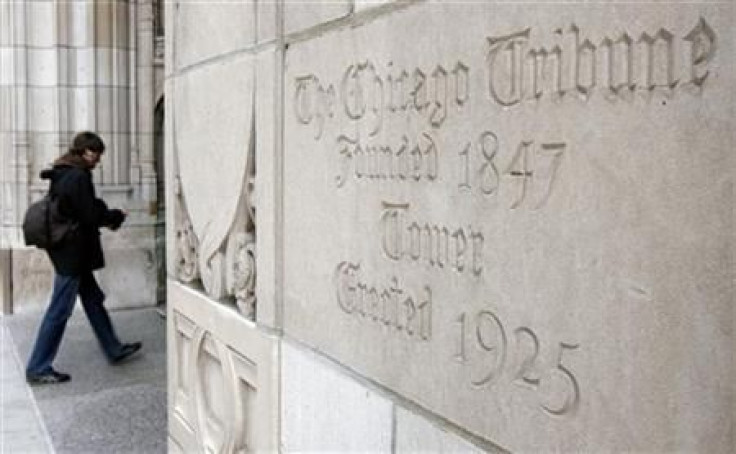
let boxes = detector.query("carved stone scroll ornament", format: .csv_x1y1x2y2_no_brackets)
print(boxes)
226,131,257,320
172,59,256,313
174,176,200,283
198,232,227,300
227,232,256,319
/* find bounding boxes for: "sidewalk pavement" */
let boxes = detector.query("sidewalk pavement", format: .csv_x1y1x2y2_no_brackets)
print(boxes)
1,315,53,454
1,305,167,454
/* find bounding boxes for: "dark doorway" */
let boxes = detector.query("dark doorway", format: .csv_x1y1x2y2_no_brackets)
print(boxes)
154,97,166,305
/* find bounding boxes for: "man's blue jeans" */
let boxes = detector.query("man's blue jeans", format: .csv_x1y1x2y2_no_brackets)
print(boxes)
26,272,124,376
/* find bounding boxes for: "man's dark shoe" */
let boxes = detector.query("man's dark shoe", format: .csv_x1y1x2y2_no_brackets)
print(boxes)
26,370,71,385
110,342,142,364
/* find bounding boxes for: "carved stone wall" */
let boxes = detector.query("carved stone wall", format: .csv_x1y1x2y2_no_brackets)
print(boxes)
281,5,733,452
168,7,257,318
165,1,266,449
168,1,734,453
0,1,162,309
168,283,277,453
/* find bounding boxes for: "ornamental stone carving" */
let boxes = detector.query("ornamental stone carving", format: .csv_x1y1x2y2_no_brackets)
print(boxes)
227,232,256,319
171,54,257,319
174,176,200,283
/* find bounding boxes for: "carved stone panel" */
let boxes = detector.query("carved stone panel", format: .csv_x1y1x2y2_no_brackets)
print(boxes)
282,4,734,452
168,282,278,453
171,53,256,315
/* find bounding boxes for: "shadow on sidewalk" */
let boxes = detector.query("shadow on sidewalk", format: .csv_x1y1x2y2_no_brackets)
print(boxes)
6,305,167,454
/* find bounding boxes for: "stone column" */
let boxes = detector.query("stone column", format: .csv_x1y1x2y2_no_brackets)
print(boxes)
111,0,131,185
0,250,11,315
0,0,12,248
137,0,157,211
11,0,29,248
95,1,114,185
56,1,71,154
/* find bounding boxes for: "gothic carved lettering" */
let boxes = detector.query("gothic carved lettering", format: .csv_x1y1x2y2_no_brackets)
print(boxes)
487,29,530,106
430,65,448,127
380,201,484,276
335,132,438,188
486,18,717,106
600,33,634,99
334,261,432,340
294,60,470,140
386,62,405,113
684,17,717,87
452,62,470,106
289,14,719,421
638,28,678,93
409,69,426,113
527,43,564,100
294,74,335,140
571,24,597,98
341,64,366,120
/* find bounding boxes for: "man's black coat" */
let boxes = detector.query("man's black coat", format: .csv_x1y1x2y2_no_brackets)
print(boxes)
40,154,125,276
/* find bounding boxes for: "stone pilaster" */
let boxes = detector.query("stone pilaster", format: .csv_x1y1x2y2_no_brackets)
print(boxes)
137,0,157,212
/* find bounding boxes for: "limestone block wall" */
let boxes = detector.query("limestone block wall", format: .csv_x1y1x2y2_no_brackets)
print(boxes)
0,1,160,310
167,1,734,452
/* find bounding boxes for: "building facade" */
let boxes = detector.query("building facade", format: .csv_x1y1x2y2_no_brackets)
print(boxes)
1,0,165,311
3,1,734,452
165,1,733,452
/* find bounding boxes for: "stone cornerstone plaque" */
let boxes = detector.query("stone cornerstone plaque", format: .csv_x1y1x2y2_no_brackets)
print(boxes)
283,4,733,451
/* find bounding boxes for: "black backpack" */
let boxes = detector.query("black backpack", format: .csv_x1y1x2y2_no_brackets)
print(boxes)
22,193,78,249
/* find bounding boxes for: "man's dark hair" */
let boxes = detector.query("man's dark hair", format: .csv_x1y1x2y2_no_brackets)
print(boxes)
70,131,105,156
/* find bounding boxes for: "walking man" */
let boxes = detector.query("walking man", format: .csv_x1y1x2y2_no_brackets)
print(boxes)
26,131,142,385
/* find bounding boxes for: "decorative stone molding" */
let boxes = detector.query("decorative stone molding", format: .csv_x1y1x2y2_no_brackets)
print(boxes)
172,158,257,320
170,53,257,320
228,131,257,319
174,176,199,284
227,232,256,319
168,283,278,452
172,313,253,452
